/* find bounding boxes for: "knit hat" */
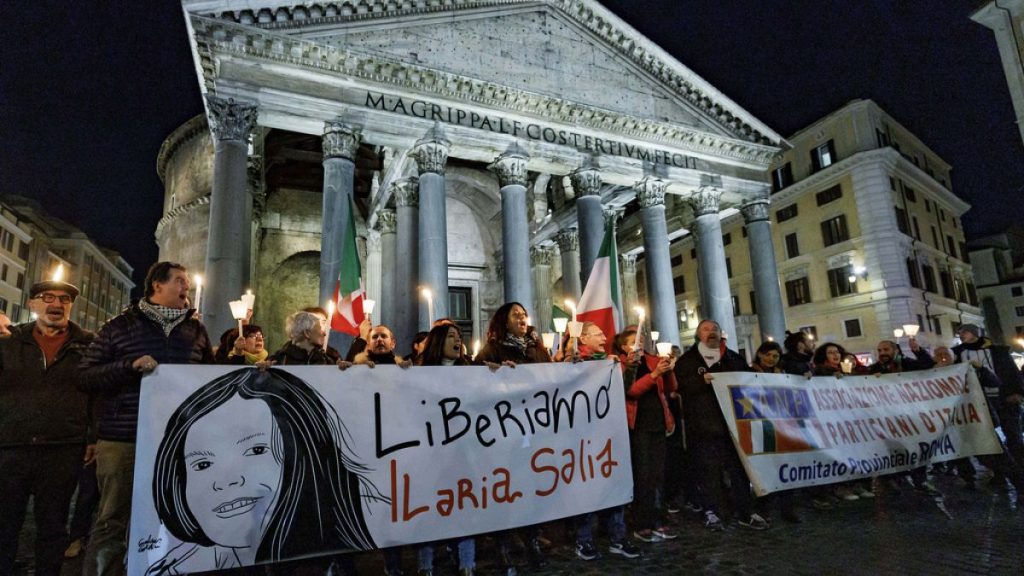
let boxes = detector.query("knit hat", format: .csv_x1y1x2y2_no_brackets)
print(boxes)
957,324,981,338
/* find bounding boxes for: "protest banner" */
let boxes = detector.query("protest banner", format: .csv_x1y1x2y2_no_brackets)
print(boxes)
711,365,1003,496
129,362,631,575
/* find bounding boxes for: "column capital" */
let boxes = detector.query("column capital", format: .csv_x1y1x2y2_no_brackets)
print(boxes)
323,120,362,161
740,190,771,223
489,151,530,188
377,209,398,234
635,177,667,208
570,166,602,196
393,177,420,207
621,253,638,274
411,133,451,175
530,245,555,266
604,207,625,227
687,186,723,217
554,228,579,253
206,95,257,142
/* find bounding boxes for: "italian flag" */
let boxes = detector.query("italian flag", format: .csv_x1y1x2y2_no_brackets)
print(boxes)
577,222,621,340
331,200,365,336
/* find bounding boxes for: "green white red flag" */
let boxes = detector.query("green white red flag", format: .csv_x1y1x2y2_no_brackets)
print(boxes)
577,222,621,340
331,201,365,336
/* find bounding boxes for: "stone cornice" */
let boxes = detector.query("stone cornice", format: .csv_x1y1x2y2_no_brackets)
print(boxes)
188,13,781,166
193,1,782,147
156,114,210,183
771,147,970,215
155,195,211,234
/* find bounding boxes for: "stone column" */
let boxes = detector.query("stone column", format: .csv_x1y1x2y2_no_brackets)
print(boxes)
554,228,581,300
531,246,554,332
412,130,451,328
319,120,361,352
203,95,257,339
741,191,788,343
377,209,398,330
571,165,603,285
688,185,737,342
365,230,382,323
621,253,640,325
636,177,680,345
490,149,534,318
393,179,419,350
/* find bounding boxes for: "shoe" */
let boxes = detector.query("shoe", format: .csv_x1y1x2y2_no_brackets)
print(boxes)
703,510,725,531
64,539,83,559
737,513,770,531
811,498,833,511
666,503,681,514
834,486,859,501
853,485,875,499
684,501,703,514
527,538,548,568
633,529,657,542
915,481,942,498
652,526,678,540
575,542,598,561
608,541,642,559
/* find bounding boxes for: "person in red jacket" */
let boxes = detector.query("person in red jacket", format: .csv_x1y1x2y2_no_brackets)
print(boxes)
614,326,679,543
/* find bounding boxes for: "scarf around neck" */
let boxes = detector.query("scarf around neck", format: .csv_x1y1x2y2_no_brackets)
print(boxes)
139,298,190,336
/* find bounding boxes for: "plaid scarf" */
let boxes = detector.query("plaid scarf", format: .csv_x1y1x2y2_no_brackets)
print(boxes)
139,298,190,336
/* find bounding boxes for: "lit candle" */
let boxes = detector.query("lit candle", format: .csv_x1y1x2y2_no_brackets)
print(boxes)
228,300,248,336
472,339,480,359
363,298,376,318
564,299,577,322
52,264,64,282
193,275,203,312
421,288,434,326
241,289,256,311
633,305,646,353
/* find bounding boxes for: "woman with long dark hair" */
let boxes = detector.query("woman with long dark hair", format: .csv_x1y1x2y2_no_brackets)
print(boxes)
146,369,383,574
476,302,551,366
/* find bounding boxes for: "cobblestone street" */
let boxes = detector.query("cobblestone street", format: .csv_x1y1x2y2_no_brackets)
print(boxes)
14,471,1023,576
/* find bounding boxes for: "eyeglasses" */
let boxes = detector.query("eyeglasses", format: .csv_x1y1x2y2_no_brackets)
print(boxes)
244,333,264,339
34,293,73,304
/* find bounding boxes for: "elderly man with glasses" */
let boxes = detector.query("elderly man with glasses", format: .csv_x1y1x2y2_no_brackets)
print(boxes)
0,278,95,576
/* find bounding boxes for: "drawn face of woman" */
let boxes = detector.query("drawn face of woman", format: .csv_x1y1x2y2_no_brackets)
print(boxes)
444,327,463,360
183,396,282,548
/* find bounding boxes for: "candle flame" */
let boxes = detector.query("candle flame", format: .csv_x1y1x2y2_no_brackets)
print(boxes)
52,264,64,282
194,274,202,286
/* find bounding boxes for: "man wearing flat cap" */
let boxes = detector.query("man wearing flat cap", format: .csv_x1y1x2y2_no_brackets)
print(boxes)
0,278,95,576
78,261,214,576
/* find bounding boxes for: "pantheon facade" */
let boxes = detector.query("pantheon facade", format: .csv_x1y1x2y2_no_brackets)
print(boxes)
157,0,789,352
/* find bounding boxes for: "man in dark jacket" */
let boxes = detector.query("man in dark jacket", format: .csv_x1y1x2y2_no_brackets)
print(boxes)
0,279,94,576
78,262,213,576
675,319,766,531
953,324,1024,468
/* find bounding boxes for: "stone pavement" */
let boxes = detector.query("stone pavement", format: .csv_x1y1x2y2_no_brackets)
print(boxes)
14,472,1024,575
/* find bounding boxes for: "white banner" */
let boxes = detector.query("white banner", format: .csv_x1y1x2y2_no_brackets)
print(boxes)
711,365,1003,496
129,362,631,575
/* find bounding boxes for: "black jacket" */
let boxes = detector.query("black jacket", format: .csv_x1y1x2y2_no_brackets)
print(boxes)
0,322,94,447
269,341,339,366
868,347,934,374
78,304,214,442
781,351,813,376
675,343,751,440
953,337,1024,405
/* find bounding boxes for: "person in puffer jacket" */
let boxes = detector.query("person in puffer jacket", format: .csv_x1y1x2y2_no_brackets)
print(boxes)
78,262,213,576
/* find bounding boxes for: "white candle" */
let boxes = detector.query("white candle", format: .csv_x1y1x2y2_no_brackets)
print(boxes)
421,288,434,325
564,299,577,322
241,289,256,311
472,339,480,359
325,300,335,346
193,275,203,312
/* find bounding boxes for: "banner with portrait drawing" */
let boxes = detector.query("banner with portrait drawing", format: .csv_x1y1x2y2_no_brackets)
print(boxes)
129,362,632,575
711,365,1003,496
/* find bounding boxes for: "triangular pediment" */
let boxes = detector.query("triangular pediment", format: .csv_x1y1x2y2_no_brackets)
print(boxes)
183,0,782,146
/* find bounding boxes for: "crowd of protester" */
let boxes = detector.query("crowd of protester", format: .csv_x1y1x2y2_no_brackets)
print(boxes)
3,260,1024,576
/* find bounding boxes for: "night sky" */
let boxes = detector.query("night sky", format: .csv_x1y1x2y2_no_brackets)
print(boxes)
2,1,1020,287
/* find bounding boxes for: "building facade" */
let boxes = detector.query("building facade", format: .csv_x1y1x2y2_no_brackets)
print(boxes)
655,100,982,358
968,227,1024,348
1,195,135,332
163,0,792,352
0,202,33,322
